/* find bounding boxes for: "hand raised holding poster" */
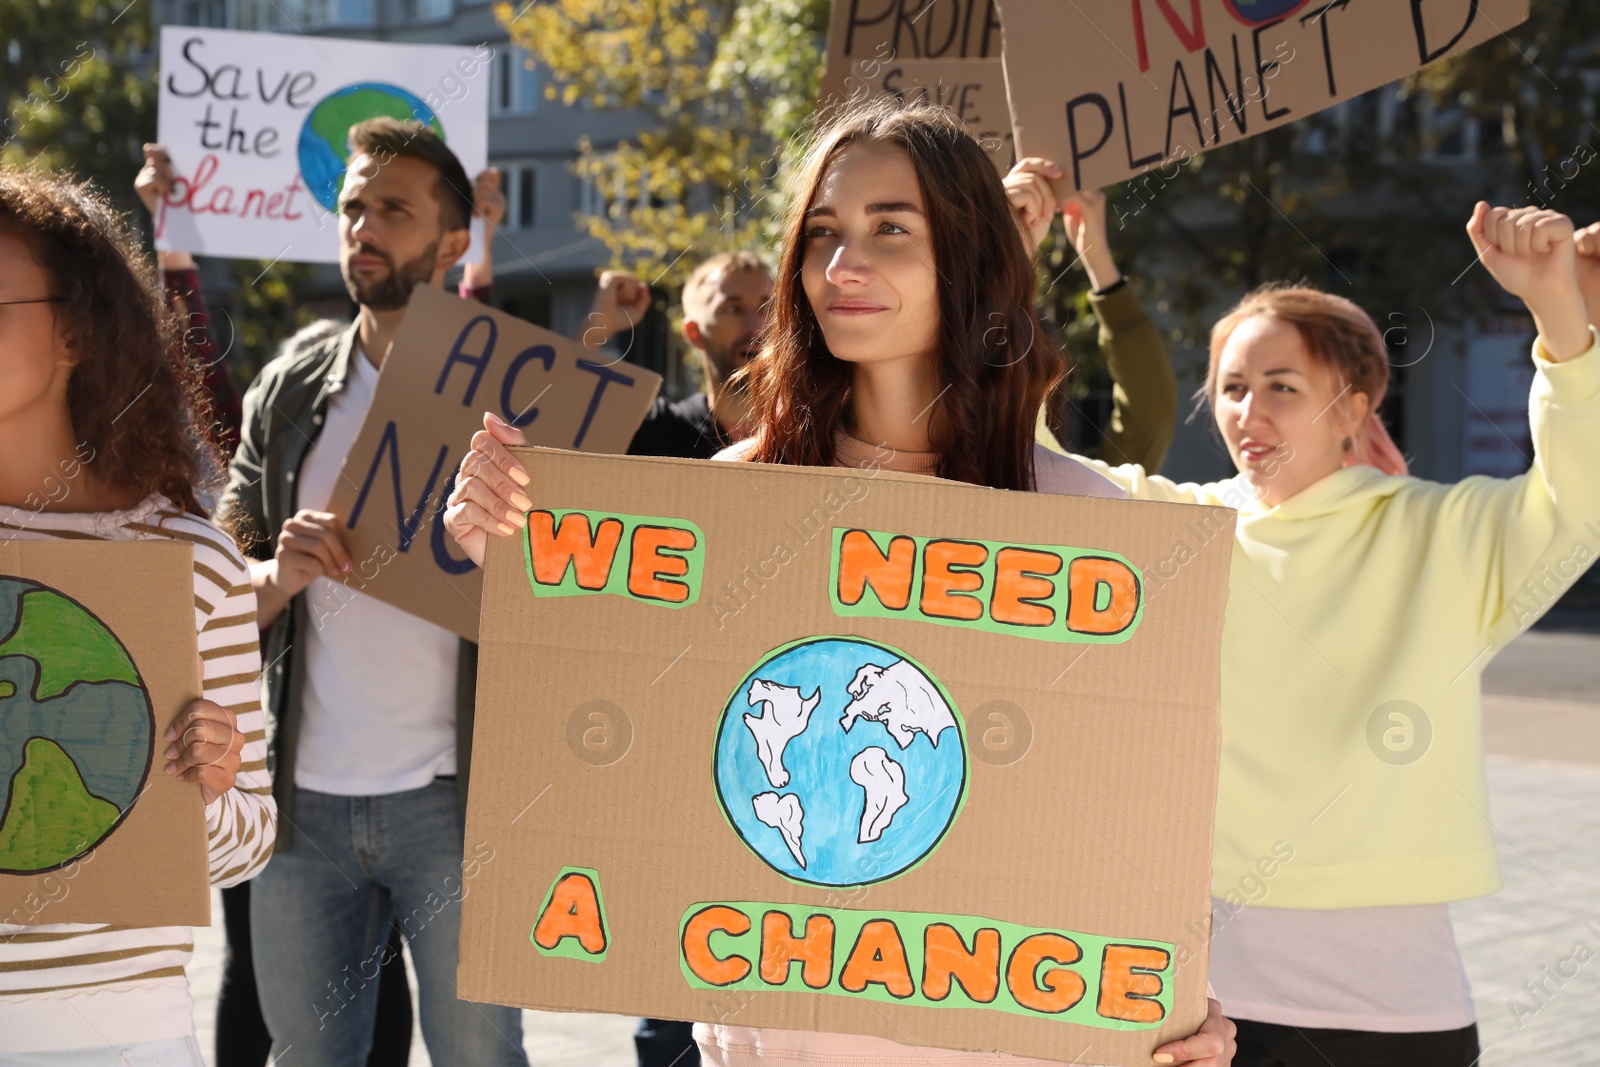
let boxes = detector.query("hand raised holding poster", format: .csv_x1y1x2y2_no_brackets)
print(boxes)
323,286,662,640
154,27,489,263
997,0,1529,193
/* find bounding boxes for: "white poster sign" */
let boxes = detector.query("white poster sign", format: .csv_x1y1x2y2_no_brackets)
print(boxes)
155,26,490,264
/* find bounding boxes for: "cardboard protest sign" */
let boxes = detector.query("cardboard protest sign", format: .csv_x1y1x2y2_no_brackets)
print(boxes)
829,59,1015,173
820,0,1003,103
155,26,489,263
325,286,662,641
819,0,1013,171
0,541,208,928
997,0,1530,193
460,448,1236,1064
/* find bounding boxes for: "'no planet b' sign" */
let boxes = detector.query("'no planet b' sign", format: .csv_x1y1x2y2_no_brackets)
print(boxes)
155,27,489,264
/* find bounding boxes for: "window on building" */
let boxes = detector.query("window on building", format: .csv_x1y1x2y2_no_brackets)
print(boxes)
492,45,540,115
180,0,228,25
500,163,538,229
409,0,453,19
232,0,373,29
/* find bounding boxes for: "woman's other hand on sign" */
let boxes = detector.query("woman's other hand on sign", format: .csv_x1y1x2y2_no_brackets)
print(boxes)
1062,189,1123,294
462,168,505,290
1002,157,1062,257
1467,202,1592,362
134,144,195,271
250,509,352,628
576,270,652,352
1151,997,1236,1067
1573,221,1600,331
444,412,532,568
164,699,245,805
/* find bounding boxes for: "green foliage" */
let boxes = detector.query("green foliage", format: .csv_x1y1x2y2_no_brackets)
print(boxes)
499,0,828,288
0,0,153,212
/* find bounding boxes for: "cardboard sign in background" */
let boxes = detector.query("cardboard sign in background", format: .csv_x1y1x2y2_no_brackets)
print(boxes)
999,0,1530,193
155,26,489,263
820,0,1003,104
828,58,1015,173
326,286,662,640
460,449,1235,1065
0,541,208,928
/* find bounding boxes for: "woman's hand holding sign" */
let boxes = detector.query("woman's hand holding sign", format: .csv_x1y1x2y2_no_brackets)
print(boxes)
1152,998,1235,1066
444,412,533,568
164,698,245,805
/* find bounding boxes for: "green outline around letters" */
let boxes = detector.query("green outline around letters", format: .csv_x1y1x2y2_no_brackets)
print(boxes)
711,636,969,890
530,866,610,962
677,900,1175,1030
521,509,704,608
828,528,1144,643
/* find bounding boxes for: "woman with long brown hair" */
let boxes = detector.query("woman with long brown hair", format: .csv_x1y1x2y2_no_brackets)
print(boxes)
445,98,1233,1066
0,167,275,1065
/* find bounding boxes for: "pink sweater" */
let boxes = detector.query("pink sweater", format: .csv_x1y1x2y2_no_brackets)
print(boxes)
702,431,1124,1067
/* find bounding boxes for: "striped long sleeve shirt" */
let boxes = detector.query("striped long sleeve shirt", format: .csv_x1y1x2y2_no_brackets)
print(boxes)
0,495,276,1052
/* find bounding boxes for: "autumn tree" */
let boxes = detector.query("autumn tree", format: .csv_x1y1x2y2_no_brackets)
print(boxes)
498,0,828,288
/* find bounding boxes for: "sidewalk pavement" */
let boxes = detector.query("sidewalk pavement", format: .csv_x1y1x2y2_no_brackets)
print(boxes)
185,628,1600,1066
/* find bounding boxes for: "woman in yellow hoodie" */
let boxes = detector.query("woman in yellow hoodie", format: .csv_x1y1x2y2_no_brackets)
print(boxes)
1068,202,1600,1067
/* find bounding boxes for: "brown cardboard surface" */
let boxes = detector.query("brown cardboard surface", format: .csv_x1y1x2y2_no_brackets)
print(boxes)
460,449,1235,1065
997,0,1530,193
821,0,1004,105
0,541,208,927
327,285,662,640
828,58,1015,173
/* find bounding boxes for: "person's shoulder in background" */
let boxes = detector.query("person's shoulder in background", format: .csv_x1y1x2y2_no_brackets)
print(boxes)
1034,444,1126,499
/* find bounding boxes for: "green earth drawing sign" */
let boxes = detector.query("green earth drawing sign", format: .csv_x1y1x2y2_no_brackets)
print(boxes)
0,577,154,875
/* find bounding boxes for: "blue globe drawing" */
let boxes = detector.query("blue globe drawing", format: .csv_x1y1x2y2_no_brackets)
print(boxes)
714,637,967,888
296,83,446,211
1223,0,1312,25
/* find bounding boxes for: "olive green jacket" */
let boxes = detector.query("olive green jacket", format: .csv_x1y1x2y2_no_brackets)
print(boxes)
1040,280,1179,471
219,323,478,852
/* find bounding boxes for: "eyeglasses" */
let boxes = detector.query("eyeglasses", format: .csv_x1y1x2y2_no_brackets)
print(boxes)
0,297,63,307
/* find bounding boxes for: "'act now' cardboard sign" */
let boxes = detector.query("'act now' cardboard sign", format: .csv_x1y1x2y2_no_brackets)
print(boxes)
460,449,1236,1065
997,0,1529,192
325,287,661,640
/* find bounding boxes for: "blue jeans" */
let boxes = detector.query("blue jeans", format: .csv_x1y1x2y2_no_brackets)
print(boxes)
251,779,526,1067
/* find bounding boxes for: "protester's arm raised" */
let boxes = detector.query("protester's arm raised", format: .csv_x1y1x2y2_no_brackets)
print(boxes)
444,412,533,568
1573,222,1600,331
1066,190,1178,470
1446,204,1600,644
575,271,651,353
134,144,195,272
461,168,504,295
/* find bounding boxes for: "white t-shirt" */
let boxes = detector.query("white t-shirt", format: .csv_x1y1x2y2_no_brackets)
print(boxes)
1209,901,1476,1032
293,345,460,796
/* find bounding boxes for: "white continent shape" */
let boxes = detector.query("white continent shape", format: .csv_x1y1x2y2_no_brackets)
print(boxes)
840,659,956,749
849,746,908,843
743,678,821,788
752,791,807,869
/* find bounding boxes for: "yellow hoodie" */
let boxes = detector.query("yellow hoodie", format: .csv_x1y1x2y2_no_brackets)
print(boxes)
1075,334,1600,908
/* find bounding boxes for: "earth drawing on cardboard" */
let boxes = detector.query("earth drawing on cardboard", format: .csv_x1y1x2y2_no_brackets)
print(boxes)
0,576,154,875
714,636,968,888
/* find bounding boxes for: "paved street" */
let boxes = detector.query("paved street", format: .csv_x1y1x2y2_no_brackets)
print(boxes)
186,625,1600,1066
